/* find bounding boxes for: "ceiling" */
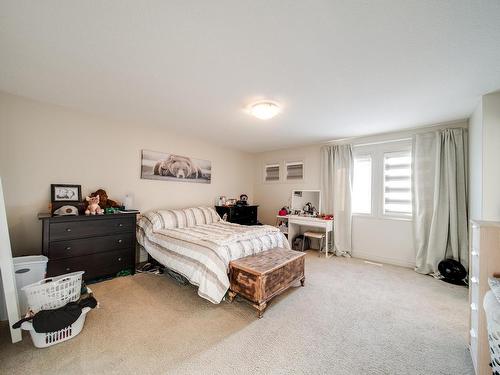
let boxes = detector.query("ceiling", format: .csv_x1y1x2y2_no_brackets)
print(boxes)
1,1,500,152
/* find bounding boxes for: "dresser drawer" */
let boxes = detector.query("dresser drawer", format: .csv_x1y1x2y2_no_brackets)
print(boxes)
50,217,135,240
47,248,133,280
48,233,134,260
232,206,257,217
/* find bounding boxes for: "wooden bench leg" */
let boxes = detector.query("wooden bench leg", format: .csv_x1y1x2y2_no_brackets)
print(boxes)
300,276,305,286
228,290,237,302
254,302,267,318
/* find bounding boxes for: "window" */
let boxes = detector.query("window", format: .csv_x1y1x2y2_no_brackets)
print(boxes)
264,164,280,182
352,155,372,214
383,151,412,216
351,140,413,219
285,161,304,181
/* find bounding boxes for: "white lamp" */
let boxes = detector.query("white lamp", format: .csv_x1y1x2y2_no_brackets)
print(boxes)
248,100,281,120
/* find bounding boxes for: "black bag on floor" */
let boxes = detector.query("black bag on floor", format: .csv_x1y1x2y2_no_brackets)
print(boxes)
292,235,310,251
12,296,97,333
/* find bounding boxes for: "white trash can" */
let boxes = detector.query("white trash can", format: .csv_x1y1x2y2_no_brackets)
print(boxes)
13,256,48,314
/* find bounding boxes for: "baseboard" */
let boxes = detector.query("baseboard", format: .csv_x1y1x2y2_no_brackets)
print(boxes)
352,250,415,269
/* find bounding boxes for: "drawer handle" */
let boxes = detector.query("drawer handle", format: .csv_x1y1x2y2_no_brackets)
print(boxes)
471,277,478,284
66,228,72,232
118,257,122,262
117,239,123,244
66,246,72,251
65,267,71,272
118,223,123,227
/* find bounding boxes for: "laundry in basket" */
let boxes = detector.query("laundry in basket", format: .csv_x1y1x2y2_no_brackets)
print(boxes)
14,271,97,348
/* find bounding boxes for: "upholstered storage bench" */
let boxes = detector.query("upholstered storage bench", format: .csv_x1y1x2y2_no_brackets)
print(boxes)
228,248,305,318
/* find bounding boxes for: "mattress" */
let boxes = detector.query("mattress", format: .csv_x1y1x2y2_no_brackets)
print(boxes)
137,212,289,304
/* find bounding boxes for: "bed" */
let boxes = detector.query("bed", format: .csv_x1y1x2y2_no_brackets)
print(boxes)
136,207,290,304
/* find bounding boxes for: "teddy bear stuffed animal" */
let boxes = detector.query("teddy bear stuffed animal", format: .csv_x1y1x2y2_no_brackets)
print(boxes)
85,195,104,215
89,189,120,209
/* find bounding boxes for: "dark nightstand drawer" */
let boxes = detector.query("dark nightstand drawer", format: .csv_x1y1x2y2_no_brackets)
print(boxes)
48,233,134,260
234,217,257,225
47,248,133,280
215,205,258,226
49,217,135,240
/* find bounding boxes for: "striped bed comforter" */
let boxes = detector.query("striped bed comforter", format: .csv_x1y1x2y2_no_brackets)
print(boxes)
137,209,289,304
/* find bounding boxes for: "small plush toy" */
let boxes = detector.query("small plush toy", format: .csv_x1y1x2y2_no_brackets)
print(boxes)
85,195,104,215
89,189,120,210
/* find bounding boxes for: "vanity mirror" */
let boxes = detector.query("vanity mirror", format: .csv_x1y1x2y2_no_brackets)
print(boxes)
290,190,321,216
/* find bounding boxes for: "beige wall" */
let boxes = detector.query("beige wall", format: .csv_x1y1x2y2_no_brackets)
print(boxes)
0,92,254,256
253,144,322,226
469,101,483,220
0,89,476,268
482,92,500,221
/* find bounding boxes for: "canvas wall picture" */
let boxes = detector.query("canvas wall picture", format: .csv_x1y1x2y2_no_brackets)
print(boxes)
141,150,211,184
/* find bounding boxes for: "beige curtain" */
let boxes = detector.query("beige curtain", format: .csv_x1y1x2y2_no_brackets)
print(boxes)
320,144,353,256
413,128,468,274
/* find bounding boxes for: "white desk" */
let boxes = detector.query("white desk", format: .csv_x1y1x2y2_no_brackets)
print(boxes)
277,215,334,257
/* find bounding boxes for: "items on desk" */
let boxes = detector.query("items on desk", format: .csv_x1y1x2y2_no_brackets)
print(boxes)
278,207,289,216
302,202,318,216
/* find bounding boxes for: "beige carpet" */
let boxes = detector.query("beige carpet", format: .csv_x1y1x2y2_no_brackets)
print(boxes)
0,254,473,375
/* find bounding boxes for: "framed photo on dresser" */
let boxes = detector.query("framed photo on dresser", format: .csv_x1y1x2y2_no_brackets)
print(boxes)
51,184,82,202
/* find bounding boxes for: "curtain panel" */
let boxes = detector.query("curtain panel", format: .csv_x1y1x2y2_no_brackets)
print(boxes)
320,144,353,256
413,128,468,274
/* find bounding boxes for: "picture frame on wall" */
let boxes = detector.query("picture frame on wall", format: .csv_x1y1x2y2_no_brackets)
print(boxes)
51,184,82,202
141,150,212,184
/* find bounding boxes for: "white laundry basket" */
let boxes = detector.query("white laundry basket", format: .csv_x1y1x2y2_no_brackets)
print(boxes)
20,306,92,348
22,271,84,313
484,290,500,374
20,271,89,348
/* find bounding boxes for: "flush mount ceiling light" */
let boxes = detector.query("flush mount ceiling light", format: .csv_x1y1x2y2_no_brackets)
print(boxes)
248,100,281,120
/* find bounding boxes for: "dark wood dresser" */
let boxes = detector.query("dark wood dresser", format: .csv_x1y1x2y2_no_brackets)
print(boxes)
39,213,138,280
215,205,258,225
